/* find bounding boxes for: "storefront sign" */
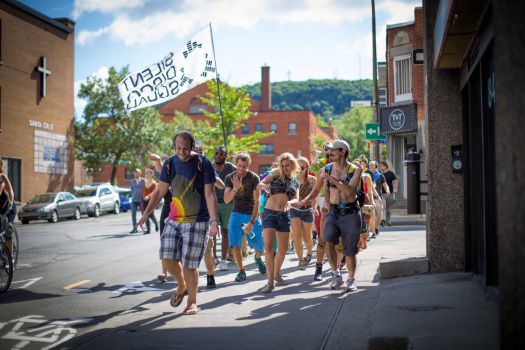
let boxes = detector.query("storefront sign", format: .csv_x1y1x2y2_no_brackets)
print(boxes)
29,119,54,130
380,103,417,134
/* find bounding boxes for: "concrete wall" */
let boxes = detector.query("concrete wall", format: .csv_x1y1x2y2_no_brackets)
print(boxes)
493,0,525,347
423,0,465,272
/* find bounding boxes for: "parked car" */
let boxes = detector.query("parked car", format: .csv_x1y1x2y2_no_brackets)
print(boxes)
18,192,81,224
114,187,132,212
114,187,164,212
74,184,120,217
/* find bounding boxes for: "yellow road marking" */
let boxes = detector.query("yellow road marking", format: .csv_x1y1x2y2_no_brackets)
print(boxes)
64,279,91,290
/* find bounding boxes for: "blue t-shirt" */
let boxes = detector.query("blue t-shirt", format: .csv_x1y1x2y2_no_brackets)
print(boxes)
159,155,215,223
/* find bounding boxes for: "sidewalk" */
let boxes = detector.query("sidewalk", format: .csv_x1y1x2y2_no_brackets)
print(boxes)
62,227,498,350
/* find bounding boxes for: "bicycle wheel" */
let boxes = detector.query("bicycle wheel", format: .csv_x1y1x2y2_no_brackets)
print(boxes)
11,225,18,268
0,244,13,293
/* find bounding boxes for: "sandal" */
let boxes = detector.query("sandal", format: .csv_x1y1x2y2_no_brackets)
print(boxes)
182,304,201,315
157,274,168,283
170,289,188,308
304,254,312,265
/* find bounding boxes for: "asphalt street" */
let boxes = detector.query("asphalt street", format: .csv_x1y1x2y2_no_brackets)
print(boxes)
0,211,428,350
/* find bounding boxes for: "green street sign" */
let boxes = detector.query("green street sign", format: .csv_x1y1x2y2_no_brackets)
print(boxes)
365,123,386,141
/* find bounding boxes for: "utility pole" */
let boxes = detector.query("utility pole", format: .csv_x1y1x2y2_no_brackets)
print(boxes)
371,0,380,161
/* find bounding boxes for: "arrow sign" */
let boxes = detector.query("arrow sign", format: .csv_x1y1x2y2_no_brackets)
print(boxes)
365,123,386,141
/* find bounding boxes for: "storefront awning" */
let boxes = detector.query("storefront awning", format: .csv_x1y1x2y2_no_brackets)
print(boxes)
433,0,489,69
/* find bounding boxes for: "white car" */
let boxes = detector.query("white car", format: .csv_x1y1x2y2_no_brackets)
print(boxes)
74,184,120,217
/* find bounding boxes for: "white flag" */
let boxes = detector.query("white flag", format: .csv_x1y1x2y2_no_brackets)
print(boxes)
118,25,216,112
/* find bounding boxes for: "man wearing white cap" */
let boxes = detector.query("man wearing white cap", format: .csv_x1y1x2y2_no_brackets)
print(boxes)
300,139,362,292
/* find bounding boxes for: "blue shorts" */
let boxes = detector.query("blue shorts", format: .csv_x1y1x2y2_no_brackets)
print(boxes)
227,211,264,253
289,207,314,223
262,208,291,232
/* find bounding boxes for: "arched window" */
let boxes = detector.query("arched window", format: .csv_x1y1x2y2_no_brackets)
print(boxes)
269,123,277,132
188,97,207,114
241,124,249,135
288,122,297,134
255,123,263,132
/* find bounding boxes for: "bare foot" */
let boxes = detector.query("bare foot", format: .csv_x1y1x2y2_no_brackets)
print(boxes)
182,303,200,315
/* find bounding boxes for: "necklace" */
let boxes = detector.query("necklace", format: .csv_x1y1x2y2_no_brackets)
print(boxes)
214,162,225,174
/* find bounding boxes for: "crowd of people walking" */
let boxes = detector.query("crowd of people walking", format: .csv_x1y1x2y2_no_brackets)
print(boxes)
135,131,398,315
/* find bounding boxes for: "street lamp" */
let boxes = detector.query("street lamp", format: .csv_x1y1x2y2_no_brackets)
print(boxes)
371,0,380,161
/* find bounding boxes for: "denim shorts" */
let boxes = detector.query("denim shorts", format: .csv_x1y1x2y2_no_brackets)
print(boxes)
262,208,291,233
289,207,314,223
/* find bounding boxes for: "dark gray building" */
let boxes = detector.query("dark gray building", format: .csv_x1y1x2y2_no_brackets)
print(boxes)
423,0,524,347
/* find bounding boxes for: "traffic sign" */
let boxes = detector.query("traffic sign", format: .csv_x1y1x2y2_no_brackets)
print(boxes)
365,123,386,141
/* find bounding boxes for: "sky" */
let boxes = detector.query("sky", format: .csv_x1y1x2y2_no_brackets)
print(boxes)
19,0,421,117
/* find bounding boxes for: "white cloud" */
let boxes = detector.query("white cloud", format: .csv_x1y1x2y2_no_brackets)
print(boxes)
74,0,421,47
72,0,147,19
377,0,421,24
77,27,109,45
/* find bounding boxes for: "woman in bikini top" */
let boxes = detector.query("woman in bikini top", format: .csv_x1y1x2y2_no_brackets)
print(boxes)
268,175,299,201
256,152,300,292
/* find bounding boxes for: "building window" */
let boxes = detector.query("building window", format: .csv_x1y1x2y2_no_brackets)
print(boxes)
394,54,412,102
379,87,387,107
288,122,297,134
269,123,277,132
255,123,263,132
241,124,249,135
259,144,274,155
259,164,272,174
188,97,207,114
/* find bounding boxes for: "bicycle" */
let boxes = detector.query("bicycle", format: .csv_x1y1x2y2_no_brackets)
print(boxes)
0,218,14,293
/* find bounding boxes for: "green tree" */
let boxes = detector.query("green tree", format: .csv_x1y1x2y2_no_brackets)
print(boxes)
75,66,171,184
333,107,374,160
198,80,273,158
244,79,372,120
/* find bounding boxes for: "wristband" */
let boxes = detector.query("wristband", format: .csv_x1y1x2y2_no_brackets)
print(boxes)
249,220,255,225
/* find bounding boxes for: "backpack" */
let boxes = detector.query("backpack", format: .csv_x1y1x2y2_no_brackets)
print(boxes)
325,163,365,207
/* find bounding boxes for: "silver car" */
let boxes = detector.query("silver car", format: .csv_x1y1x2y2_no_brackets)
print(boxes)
74,184,120,217
18,192,81,224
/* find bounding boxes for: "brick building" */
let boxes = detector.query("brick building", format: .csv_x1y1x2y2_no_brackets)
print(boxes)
95,66,336,186
160,66,336,174
380,7,427,208
0,0,75,202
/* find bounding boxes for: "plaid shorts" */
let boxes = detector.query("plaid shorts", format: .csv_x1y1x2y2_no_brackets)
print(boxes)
160,219,210,269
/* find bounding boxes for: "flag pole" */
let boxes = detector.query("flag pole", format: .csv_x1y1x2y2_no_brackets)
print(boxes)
209,23,228,150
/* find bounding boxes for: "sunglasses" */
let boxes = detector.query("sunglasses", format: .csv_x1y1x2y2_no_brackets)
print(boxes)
215,152,226,155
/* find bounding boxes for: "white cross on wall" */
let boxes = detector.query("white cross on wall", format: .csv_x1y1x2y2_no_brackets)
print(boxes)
37,56,52,98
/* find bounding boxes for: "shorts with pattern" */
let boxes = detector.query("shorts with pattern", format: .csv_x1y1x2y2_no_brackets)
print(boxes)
160,219,209,268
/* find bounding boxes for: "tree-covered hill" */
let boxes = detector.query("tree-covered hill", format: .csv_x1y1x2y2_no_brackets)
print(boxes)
244,79,372,120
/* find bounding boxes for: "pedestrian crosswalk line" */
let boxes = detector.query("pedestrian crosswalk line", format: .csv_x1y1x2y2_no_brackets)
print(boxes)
63,280,91,290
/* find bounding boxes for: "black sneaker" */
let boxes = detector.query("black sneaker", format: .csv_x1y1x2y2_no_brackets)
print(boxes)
314,263,323,281
207,275,216,289
375,228,379,236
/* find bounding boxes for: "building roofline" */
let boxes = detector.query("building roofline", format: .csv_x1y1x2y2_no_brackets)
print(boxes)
386,21,415,30
3,0,74,34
